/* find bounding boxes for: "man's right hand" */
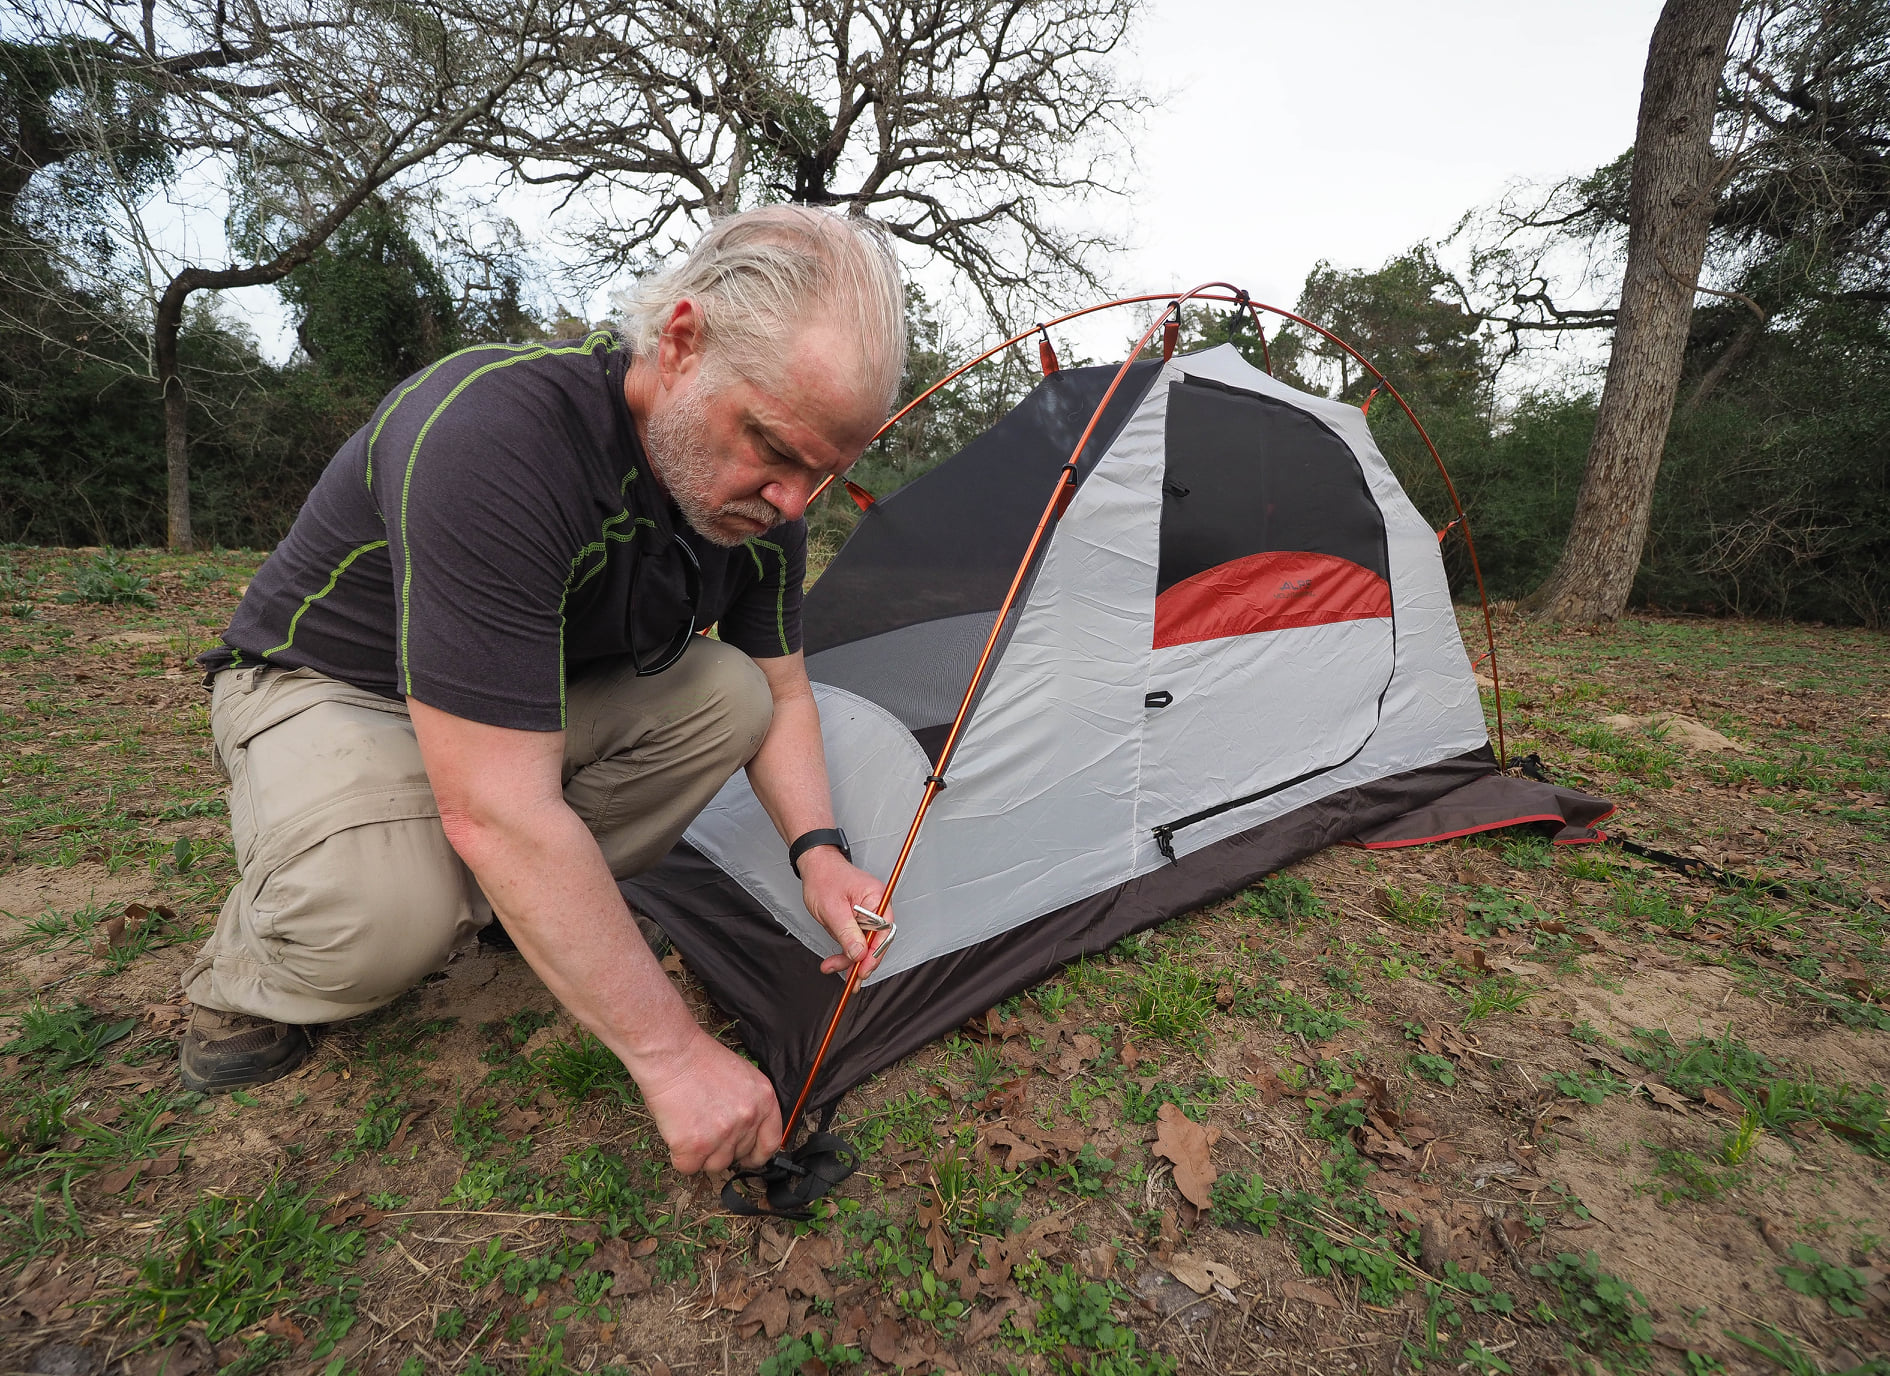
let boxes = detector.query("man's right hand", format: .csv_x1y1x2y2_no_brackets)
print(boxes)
632,1031,783,1174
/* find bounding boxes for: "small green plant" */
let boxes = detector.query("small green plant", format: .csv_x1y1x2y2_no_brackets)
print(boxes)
1129,961,1213,1039
1377,884,1449,930
1646,1147,1742,1204
1531,1251,1653,1362
1463,975,1535,1022
1463,888,1542,938
1409,1052,1457,1087
1244,874,1327,925
760,1331,865,1376
1776,1242,1868,1318
527,1029,641,1105
60,549,157,608
1547,1067,1631,1105
1013,1262,1177,1376
1721,1110,1763,1165
897,1266,970,1334
1032,978,1075,1020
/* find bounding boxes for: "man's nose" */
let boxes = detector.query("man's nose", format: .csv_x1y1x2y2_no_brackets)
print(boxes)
764,478,816,522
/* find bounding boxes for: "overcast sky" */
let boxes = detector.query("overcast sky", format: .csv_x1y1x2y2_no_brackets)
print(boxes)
230,0,1665,360
1057,0,1664,353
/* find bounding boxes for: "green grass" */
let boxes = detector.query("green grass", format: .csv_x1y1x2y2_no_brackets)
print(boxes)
1622,1028,1890,1159
1,999,138,1073
112,1179,366,1353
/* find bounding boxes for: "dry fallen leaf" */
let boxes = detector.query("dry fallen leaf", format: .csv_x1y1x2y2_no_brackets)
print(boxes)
259,1313,305,1345
1153,1103,1219,1210
733,1287,791,1340
1281,1279,1339,1309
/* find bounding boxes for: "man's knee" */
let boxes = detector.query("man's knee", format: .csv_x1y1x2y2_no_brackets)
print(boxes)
697,642,774,768
187,816,474,1023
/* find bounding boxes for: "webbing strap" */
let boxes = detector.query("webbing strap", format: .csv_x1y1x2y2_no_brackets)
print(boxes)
720,1131,859,1220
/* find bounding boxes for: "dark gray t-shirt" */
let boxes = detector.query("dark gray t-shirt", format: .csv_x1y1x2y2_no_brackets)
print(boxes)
200,332,806,730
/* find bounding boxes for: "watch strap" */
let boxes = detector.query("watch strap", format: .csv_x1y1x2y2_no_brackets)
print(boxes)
789,827,850,878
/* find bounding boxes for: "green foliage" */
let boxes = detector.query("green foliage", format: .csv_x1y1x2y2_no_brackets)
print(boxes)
1242,875,1328,925
761,1331,865,1376
1530,1251,1653,1363
1548,1067,1630,1105
1776,1242,1869,1318
1210,1171,1417,1306
113,1180,364,1349
1378,884,1448,930
2,1000,137,1074
1129,960,1213,1039
1409,1052,1457,1087
278,202,461,393
58,549,155,607
1622,1028,1890,1159
1013,1263,1176,1376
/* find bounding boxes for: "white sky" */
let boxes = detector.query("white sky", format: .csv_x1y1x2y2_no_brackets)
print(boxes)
227,0,1664,363
1062,0,1663,356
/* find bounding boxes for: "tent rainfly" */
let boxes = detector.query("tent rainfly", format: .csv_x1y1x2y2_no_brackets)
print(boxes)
621,331,1610,1148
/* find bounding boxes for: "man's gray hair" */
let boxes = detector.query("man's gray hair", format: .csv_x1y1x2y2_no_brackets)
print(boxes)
617,206,907,415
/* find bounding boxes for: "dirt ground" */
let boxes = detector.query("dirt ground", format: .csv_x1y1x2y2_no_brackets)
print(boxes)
1,547,1886,1376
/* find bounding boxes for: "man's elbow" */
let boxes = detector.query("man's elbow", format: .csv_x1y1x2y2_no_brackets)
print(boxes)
436,800,501,869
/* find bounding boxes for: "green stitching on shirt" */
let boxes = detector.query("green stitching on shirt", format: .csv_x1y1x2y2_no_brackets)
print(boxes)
397,331,617,697
365,341,539,490
747,537,790,655
556,512,656,724
260,539,389,658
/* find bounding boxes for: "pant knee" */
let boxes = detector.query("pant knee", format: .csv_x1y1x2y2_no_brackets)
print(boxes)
704,645,774,767
188,817,473,1023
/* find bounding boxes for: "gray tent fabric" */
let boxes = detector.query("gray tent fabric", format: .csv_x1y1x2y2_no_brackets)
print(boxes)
619,344,1602,1114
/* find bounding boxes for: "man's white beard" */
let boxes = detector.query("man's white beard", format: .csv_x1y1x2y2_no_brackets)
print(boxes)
645,380,783,547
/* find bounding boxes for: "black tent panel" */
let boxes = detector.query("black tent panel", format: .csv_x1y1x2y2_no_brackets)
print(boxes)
803,361,1162,656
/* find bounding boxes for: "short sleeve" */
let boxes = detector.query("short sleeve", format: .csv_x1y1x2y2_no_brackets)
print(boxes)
717,522,806,659
370,363,593,730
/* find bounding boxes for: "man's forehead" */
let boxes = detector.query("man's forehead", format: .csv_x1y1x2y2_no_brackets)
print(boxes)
740,361,881,464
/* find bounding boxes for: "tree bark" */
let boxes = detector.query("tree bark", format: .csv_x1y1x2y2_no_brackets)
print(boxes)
1527,0,1743,622
154,280,192,552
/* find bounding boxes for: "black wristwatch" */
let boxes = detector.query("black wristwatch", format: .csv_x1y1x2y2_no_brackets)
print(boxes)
788,827,851,878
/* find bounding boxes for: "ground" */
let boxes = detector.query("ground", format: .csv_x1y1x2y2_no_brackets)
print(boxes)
1,545,1886,1376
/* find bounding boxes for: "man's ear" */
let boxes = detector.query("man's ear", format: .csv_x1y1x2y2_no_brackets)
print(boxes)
657,299,707,390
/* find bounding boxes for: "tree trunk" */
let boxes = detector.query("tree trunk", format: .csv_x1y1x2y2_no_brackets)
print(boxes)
1527,0,1742,622
154,280,193,552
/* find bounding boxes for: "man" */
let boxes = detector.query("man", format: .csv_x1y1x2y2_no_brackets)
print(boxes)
181,206,906,1175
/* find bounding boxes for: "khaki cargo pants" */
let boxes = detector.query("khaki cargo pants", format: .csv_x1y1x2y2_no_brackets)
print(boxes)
180,639,772,1025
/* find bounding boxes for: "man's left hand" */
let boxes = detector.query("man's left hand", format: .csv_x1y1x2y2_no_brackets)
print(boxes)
798,846,891,977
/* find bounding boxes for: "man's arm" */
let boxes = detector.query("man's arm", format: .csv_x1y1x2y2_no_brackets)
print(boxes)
745,652,890,978
408,698,782,1173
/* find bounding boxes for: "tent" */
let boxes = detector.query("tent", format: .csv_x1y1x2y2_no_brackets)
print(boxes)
621,326,1609,1135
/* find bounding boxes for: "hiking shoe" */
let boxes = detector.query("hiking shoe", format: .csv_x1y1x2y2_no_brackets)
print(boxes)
178,1007,314,1094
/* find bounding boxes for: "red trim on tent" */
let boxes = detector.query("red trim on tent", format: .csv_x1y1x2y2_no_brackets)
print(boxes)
1356,804,1619,850
1153,551,1391,648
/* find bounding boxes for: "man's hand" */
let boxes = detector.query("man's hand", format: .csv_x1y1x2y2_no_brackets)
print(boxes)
631,1030,783,1173
410,696,776,1176
798,845,891,977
